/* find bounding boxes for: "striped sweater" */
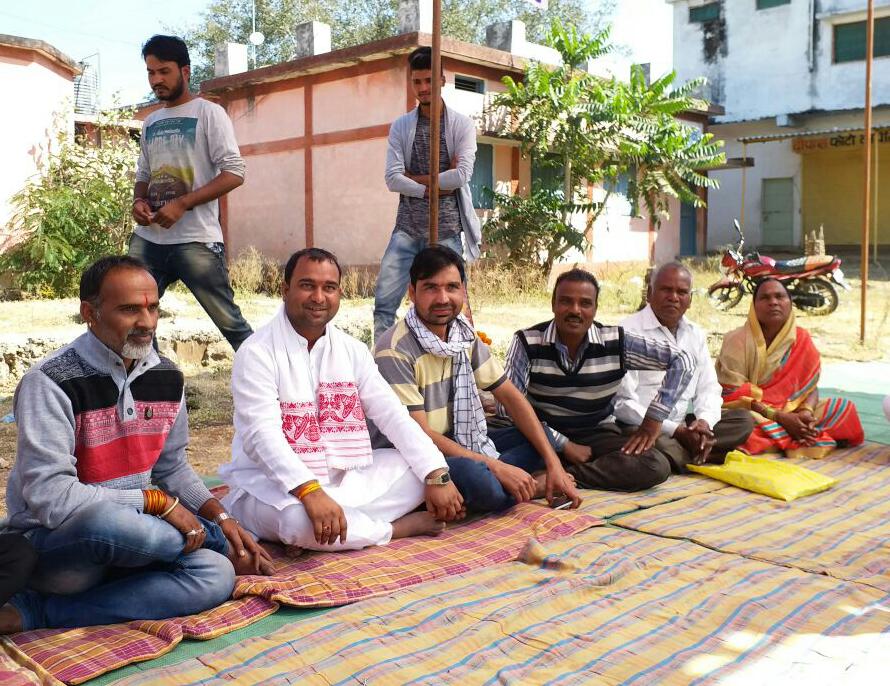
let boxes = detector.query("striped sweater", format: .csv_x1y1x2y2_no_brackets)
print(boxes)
4,332,213,532
508,320,695,445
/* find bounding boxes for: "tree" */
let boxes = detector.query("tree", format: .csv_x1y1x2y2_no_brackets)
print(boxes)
484,21,725,271
0,108,139,297
180,0,599,86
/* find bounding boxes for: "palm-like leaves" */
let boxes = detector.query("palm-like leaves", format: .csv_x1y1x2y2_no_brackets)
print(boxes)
486,21,725,269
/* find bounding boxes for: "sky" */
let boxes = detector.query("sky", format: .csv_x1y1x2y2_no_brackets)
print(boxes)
0,0,211,106
0,1,671,107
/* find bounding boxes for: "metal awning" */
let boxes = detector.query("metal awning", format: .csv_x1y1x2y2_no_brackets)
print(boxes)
738,124,890,144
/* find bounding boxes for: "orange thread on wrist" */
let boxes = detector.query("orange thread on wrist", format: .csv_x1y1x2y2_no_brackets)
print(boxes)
295,481,321,500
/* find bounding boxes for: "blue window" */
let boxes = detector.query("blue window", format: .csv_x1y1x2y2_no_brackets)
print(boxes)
689,3,720,23
834,17,890,63
756,0,790,9
532,153,564,196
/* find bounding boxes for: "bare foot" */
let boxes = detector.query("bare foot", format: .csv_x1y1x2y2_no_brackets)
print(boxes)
0,604,23,635
229,548,277,576
391,511,446,540
532,471,576,500
532,471,548,499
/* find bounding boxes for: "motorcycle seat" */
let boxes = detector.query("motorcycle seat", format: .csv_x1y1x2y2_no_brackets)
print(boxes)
772,255,835,274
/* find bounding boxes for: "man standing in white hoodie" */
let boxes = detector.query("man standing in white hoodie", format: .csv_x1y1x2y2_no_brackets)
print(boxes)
374,46,482,340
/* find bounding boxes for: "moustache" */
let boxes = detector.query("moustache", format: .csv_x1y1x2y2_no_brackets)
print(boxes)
127,328,154,337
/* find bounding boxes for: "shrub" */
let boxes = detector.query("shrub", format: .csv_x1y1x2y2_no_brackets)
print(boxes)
0,107,139,296
229,246,281,295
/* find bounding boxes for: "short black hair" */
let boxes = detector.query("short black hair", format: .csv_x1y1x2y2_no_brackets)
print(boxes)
410,245,465,286
408,47,432,71
80,256,152,304
753,277,790,300
553,268,600,305
142,35,190,68
407,46,444,74
284,248,342,284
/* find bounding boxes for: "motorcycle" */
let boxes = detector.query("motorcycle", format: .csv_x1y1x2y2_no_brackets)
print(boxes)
707,220,850,316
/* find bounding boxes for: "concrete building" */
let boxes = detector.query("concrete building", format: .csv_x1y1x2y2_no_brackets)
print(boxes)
199,0,705,268
0,34,80,251
670,0,890,250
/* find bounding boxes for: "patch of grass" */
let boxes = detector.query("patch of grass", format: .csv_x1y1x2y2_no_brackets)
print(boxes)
466,260,548,304
229,246,282,296
340,266,377,300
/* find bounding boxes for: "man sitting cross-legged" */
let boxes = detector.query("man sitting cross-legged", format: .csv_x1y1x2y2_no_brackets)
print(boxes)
614,262,754,470
220,248,464,552
503,269,695,492
0,256,271,634
374,246,581,514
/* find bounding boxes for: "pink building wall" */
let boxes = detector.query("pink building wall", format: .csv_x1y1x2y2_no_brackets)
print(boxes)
206,38,703,270
215,54,525,267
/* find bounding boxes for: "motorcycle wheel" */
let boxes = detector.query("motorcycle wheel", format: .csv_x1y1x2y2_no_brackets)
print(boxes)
794,279,839,316
708,283,744,311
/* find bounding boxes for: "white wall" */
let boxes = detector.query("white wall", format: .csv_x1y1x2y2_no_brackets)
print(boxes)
0,55,73,249
671,0,890,122
705,109,890,250
590,0,675,81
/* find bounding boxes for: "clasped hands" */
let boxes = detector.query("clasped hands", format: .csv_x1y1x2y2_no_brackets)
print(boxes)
133,197,188,229
158,492,273,574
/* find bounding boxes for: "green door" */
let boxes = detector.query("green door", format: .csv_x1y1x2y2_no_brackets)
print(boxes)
761,177,794,246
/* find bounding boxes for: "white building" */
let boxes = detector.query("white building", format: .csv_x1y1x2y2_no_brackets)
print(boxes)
669,0,890,250
0,35,80,252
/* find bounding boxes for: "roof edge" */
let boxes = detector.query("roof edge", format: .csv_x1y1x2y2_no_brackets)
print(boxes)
202,31,529,94
0,33,80,76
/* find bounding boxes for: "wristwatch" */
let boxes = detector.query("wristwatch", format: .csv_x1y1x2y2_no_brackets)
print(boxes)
424,469,451,486
213,512,235,525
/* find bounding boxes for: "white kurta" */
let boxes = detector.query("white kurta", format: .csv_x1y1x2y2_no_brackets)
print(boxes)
220,309,447,551
614,304,723,437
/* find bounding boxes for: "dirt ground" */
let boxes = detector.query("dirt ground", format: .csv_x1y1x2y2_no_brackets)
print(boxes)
1,258,888,517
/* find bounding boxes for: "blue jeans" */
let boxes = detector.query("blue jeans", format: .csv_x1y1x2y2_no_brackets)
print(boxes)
129,234,253,350
445,425,558,514
10,501,236,630
373,230,463,340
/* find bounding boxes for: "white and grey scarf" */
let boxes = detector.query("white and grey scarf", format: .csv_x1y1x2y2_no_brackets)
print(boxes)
405,306,498,457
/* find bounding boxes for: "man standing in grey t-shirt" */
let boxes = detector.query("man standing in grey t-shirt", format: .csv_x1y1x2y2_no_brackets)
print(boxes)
374,47,483,340
130,34,253,350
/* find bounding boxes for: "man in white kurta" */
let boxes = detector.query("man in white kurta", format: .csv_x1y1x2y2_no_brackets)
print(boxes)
220,248,464,551
614,263,753,469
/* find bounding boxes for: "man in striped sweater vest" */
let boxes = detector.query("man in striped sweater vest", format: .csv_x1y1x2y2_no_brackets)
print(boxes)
503,269,695,492
0,256,271,633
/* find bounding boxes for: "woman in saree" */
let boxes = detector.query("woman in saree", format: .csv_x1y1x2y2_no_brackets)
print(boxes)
716,278,864,458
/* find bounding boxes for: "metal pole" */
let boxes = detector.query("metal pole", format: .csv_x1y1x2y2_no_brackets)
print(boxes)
428,0,442,245
874,134,879,263
740,142,748,229
860,0,874,343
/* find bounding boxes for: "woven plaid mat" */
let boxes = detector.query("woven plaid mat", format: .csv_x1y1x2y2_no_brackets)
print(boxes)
10,498,601,684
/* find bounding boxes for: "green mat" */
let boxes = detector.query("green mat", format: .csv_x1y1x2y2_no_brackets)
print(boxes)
87,606,328,685
821,387,890,445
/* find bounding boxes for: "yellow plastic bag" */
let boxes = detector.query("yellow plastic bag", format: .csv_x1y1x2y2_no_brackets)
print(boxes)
687,451,837,502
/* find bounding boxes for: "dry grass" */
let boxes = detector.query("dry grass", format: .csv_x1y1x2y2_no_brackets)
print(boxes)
0,261,887,517
228,246,282,295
